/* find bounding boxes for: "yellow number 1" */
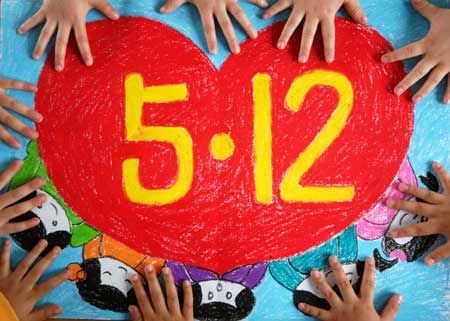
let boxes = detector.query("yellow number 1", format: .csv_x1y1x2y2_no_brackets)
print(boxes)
280,70,355,202
123,73,193,205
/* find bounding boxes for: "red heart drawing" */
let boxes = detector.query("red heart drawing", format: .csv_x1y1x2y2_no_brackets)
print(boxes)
35,17,413,274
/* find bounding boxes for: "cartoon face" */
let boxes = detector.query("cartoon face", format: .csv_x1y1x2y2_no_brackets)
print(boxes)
294,261,364,312
382,200,438,263
10,190,72,255
99,257,136,297
191,280,255,321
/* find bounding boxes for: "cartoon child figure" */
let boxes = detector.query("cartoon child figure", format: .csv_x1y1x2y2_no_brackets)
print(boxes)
8,141,99,255
68,234,165,312
357,159,439,271
167,261,268,321
269,225,363,313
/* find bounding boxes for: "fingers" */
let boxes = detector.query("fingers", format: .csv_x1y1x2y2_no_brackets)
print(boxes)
128,305,144,321
145,264,167,313
413,65,449,104
381,41,425,64
394,59,435,96
386,198,436,217
0,78,37,92
411,0,439,20
0,239,12,277
389,222,438,240
0,218,41,236
424,242,450,266
0,125,21,149
0,177,45,210
397,182,444,204
344,0,368,24
380,294,403,321
131,274,155,319
298,302,333,321
13,239,48,280
433,162,450,193
0,160,23,190
54,24,72,71
160,0,185,13
0,108,39,140
263,1,291,20
34,269,69,298
23,246,62,289
360,257,375,302
162,267,181,314
29,305,63,321
199,10,218,55
228,2,257,39
299,16,319,63
0,95,43,123
74,22,93,66
246,0,269,8
310,269,341,307
277,8,304,49
329,256,358,302
321,18,335,63
216,7,240,54
33,21,57,60
92,0,120,20
182,280,194,318
18,9,45,34
444,75,450,105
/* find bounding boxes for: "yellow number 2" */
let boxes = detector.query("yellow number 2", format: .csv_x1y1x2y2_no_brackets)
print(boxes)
123,73,193,205
280,70,355,203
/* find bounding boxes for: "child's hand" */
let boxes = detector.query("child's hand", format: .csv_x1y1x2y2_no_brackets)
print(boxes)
381,0,450,104
160,0,268,55
0,78,41,149
0,160,47,237
0,239,69,321
129,265,193,321
263,0,367,63
300,256,402,321
18,0,120,71
387,161,450,266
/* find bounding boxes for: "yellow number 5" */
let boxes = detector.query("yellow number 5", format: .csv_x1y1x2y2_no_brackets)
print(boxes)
123,73,193,205
281,70,355,202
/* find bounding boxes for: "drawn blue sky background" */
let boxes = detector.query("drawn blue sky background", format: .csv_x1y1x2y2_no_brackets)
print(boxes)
1,0,450,320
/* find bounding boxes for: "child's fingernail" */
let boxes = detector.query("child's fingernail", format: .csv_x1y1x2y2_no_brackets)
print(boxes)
397,295,403,304
113,12,120,19
145,264,154,273
85,57,93,66
53,306,63,315
262,14,269,19
398,183,408,192
183,280,191,288
390,230,398,237
4,239,11,246
299,303,306,311
394,86,404,95
18,27,24,34
250,28,258,39
311,270,319,278
55,65,63,72
434,161,442,168
362,16,368,24
329,255,338,264
426,257,436,266
326,55,334,63
413,95,423,104
277,40,286,49
233,45,241,54
445,98,450,105
52,246,62,256
35,113,43,122
33,53,40,60
31,218,41,226
131,274,139,282
162,267,169,275
367,257,375,266
39,239,48,247
299,55,307,63
381,55,388,63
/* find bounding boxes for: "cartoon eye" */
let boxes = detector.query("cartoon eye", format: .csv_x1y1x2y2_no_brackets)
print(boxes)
125,279,132,286
37,204,43,209
217,283,223,292
226,291,232,300
52,220,58,227
118,266,128,274
103,271,112,276
208,291,214,300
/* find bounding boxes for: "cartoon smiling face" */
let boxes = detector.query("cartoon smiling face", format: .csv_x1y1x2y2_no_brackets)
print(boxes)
11,189,72,255
98,257,136,297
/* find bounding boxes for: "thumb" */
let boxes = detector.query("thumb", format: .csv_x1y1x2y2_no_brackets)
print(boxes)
411,0,439,19
344,0,368,24
91,0,120,20
381,295,403,321
29,305,63,321
246,0,269,8
160,0,186,14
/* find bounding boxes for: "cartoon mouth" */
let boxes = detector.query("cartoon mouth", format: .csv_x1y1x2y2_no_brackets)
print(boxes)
389,249,407,262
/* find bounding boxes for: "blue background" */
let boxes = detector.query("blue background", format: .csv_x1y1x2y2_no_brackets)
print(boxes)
1,0,450,320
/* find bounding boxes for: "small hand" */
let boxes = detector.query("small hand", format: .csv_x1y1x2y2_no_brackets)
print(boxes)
160,0,268,55
381,0,450,104
129,265,194,321
387,161,450,266
0,239,69,321
263,0,367,63
300,256,402,321
0,160,47,237
19,0,120,71
0,78,41,149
